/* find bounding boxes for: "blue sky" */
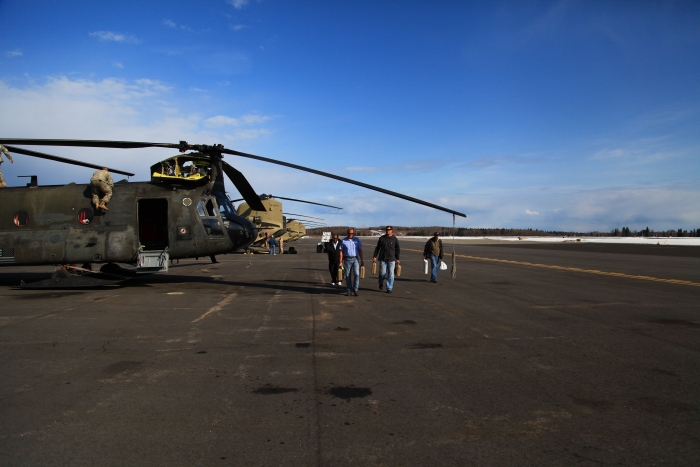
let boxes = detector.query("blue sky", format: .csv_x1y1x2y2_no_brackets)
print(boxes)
1,0,699,231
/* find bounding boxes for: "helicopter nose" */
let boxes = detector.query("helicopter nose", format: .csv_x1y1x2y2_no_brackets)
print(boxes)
225,215,256,251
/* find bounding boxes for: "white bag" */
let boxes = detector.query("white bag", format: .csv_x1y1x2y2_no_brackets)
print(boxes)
423,259,429,274
440,261,448,270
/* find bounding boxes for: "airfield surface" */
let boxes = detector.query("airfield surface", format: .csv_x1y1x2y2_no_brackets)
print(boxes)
1,238,699,466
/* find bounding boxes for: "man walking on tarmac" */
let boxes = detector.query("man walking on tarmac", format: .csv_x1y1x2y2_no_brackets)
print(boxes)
423,232,444,283
0,144,14,188
373,226,400,293
339,228,364,296
90,167,114,211
325,233,342,285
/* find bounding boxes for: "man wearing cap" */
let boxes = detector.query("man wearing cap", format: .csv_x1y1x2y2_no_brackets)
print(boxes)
422,232,444,283
338,227,364,296
373,225,400,293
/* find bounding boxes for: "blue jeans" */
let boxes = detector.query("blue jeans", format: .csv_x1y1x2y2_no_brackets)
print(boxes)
378,260,395,290
269,245,276,255
343,257,360,291
430,254,440,281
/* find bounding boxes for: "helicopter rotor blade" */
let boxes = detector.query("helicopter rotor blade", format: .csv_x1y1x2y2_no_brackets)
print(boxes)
286,222,324,228
268,196,342,210
283,213,325,221
0,139,465,217
0,139,180,150
220,161,267,212
4,145,135,177
219,148,466,217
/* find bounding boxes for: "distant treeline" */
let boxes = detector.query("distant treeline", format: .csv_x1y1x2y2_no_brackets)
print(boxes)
306,226,700,237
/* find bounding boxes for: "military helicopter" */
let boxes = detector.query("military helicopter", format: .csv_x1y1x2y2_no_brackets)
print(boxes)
0,138,466,287
234,195,340,254
281,214,331,248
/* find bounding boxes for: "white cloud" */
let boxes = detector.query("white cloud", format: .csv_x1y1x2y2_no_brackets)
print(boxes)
113,61,124,69
5,50,22,58
226,0,249,9
204,115,241,126
89,31,140,44
0,77,275,180
230,128,273,139
525,209,539,216
589,136,685,165
345,160,443,174
163,19,195,32
204,114,272,127
591,148,628,159
346,166,378,173
231,24,247,31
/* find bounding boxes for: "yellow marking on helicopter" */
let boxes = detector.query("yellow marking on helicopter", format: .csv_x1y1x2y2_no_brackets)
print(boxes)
151,155,211,182
404,248,700,287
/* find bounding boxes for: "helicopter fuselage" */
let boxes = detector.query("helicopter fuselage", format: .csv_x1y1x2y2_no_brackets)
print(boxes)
0,180,256,266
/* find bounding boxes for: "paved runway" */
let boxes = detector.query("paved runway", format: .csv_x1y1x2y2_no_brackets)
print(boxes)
1,238,699,466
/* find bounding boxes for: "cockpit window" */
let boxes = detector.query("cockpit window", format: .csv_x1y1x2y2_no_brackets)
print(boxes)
197,199,217,217
197,198,225,236
216,196,235,215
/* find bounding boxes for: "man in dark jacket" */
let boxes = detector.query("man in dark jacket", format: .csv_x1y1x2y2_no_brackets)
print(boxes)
373,226,400,293
325,233,342,285
422,232,443,283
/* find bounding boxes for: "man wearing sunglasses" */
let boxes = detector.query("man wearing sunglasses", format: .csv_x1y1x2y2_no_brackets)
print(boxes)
373,226,401,293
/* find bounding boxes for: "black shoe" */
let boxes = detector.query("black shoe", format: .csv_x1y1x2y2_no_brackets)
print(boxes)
353,290,359,296
346,291,352,296
386,289,392,293
430,279,437,283
379,283,383,290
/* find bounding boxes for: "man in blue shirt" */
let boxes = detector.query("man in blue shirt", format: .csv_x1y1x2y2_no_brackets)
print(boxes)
338,228,364,296
268,235,277,255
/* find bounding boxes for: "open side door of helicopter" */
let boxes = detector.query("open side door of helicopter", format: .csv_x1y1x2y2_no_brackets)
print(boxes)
136,198,170,272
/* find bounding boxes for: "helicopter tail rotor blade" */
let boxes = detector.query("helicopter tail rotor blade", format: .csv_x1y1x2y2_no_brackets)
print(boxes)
4,145,135,177
219,148,466,217
220,161,267,212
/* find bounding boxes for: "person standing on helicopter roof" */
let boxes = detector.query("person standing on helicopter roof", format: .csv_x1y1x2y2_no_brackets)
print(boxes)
90,167,114,211
0,144,14,188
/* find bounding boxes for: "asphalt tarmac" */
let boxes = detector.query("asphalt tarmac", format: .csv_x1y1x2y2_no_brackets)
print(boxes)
1,238,699,466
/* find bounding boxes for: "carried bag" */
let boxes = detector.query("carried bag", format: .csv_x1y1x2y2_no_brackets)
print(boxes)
360,265,366,279
371,262,377,275
440,261,448,270
424,259,429,274
394,264,402,277
337,266,344,282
